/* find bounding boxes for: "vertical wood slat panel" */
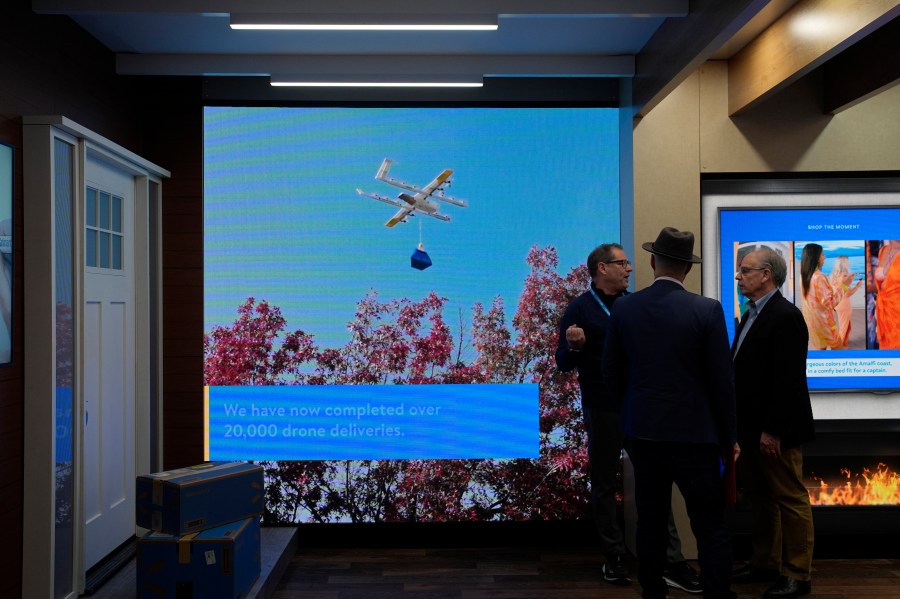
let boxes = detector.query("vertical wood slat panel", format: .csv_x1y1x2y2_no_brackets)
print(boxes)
135,77,205,470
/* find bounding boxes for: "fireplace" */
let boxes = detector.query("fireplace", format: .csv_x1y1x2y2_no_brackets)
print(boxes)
803,419,898,505
734,418,899,558
806,458,898,506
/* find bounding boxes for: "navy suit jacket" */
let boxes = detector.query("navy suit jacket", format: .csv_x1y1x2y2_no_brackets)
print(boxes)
732,290,814,448
602,279,736,448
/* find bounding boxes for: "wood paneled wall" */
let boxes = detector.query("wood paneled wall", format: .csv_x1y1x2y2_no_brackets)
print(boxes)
0,1,204,595
136,78,205,470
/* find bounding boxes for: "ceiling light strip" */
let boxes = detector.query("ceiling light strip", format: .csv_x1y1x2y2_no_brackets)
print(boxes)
270,73,483,88
271,81,483,88
230,13,498,31
232,24,497,31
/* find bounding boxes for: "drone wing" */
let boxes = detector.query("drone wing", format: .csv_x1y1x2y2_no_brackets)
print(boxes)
357,188,404,208
420,169,454,197
385,205,414,228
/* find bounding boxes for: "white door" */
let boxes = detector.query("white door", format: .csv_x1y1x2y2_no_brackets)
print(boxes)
82,155,136,570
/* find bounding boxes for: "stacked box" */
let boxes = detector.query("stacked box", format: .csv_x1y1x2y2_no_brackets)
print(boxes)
136,461,264,598
137,517,261,599
136,461,264,534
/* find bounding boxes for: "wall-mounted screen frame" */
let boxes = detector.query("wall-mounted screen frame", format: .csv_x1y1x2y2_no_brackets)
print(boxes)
701,172,900,420
0,141,13,366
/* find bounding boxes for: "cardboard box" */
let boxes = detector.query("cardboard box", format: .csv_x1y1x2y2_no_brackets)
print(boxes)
137,517,261,599
136,461,264,534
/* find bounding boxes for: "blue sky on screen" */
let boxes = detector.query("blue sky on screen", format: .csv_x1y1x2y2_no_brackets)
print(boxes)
204,106,620,351
794,240,866,274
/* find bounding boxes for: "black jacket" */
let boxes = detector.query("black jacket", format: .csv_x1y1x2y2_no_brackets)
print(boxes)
732,291,815,448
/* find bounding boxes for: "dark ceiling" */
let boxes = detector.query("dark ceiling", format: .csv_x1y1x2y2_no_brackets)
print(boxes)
33,1,900,114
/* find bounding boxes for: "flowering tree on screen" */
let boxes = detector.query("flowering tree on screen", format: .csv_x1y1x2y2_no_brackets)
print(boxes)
203,245,593,523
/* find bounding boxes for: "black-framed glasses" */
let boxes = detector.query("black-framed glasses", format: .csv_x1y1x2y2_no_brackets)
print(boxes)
736,266,766,275
604,259,631,268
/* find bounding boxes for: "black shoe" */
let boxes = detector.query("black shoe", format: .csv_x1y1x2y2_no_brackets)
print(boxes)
763,575,811,598
663,561,702,594
731,562,779,584
602,553,631,585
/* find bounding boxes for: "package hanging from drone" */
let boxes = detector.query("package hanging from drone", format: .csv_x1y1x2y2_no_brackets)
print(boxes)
411,247,432,270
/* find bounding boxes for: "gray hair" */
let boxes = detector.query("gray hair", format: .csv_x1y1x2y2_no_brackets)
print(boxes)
756,248,787,288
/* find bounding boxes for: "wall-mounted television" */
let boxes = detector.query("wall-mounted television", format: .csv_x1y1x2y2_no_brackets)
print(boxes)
701,173,900,420
0,142,12,367
203,105,620,523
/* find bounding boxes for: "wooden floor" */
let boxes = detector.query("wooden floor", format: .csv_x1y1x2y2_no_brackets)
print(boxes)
272,546,900,599
86,527,900,599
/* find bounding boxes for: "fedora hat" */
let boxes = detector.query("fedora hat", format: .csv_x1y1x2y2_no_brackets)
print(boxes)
641,227,702,263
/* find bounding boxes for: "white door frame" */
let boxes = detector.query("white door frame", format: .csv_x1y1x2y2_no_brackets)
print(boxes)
22,116,169,599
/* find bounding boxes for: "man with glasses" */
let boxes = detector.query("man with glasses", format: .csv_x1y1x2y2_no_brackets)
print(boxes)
732,248,815,599
602,227,739,599
555,243,701,594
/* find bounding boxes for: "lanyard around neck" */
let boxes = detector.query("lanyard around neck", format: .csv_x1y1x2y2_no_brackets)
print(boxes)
588,287,611,316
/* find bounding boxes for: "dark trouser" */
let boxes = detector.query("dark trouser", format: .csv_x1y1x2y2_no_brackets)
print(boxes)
584,407,687,563
583,407,627,557
626,437,735,599
740,444,814,580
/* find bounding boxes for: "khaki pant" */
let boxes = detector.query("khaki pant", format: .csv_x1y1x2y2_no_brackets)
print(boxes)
742,445,814,581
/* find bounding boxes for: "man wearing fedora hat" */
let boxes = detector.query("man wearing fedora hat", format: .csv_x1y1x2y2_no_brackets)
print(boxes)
555,242,702,593
602,227,740,599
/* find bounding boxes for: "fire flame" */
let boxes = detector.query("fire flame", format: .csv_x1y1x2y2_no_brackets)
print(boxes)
808,462,900,506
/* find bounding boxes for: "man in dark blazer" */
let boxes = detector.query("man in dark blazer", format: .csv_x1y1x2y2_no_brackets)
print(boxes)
603,227,739,599
555,243,701,593
731,248,815,599
555,243,634,585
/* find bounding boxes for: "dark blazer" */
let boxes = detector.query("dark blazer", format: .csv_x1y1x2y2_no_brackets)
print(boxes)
732,290,814,448
602,279,736,449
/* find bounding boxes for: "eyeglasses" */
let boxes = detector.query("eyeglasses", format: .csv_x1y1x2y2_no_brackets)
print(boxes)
736,266,766,275
604,259,631,268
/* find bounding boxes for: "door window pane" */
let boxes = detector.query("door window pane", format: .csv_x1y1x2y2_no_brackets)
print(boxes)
86,188,97,228
99,232,110,268
85,187,124,271
85,229,97,267
112,195,122,233
112,234,122,270
99,192,110,230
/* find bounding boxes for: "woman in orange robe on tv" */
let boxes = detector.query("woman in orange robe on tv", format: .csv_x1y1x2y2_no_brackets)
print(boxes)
875,240,900,349
800,244,854,350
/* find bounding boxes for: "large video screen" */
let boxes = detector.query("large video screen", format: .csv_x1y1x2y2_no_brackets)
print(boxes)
203,106,620,522
701,174,900,397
